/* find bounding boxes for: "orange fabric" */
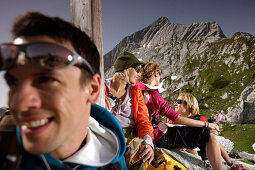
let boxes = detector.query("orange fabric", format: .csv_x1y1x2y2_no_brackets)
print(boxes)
104,83,154,140
131,85,154,140
104,83,109,95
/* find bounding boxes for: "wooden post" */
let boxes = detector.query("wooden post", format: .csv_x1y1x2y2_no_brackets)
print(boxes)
70,0,105,106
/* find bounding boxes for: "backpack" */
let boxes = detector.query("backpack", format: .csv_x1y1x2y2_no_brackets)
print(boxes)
193,115,216,123
125,138,187,170
0,109,22,170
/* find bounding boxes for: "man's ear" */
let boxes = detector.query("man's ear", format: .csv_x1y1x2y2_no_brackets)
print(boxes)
87,74,101,104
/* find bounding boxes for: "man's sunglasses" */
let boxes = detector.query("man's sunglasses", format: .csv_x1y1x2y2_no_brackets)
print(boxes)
0,41,94,75
133,65,142,73
176,99,186,104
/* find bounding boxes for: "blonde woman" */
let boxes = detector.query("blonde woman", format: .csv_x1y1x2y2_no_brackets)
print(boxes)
172,93,249,170
137,62,223,170
105,51,154,164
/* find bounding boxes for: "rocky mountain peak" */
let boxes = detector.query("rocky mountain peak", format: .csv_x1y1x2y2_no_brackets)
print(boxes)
232,32,255,41
151,16,170,25
104,17,226,71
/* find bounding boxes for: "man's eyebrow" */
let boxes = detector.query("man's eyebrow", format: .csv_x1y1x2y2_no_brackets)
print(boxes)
4,70,63,80
32,70,63,77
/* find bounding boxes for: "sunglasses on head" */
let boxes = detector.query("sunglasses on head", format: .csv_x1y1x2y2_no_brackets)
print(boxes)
176,99,186,104
0,41,95,74
133,65,142,73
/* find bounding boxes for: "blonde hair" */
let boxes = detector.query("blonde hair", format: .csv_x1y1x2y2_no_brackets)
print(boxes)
139,62,161,84
113,68,132,84
179,93,199,116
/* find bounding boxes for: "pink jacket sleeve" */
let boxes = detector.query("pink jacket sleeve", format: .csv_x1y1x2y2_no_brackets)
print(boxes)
150,90,179,122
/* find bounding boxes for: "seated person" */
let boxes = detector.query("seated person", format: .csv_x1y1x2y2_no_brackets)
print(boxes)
105,51,154,164
137,62,223,169
171,93,249,170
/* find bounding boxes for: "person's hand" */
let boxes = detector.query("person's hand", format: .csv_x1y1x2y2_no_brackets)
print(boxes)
105,95,112,110
208,122,220,135
231,163,250,170
125,138,131,144
139,144,154,164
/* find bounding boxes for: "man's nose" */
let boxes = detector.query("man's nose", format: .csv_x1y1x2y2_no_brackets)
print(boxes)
9,83,41,112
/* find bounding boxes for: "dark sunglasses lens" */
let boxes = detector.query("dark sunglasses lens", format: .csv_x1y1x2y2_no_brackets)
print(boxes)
26,43,73,68
0,45,19,70
135,65,141,73
176,99,182,104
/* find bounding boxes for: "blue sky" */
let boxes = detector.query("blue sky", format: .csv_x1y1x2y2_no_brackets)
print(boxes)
0,0,255,106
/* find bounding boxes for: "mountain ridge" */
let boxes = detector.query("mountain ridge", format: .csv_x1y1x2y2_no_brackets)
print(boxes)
104,17,226,71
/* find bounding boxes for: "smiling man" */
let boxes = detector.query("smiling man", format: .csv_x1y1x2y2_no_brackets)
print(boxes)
0,12,126,169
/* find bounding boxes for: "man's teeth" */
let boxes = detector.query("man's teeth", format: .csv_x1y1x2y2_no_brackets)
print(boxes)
23,119,49,128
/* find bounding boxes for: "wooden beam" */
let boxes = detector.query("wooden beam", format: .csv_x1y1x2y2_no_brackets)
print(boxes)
70,0,105,106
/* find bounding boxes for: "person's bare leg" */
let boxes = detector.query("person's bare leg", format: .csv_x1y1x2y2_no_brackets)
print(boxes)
206,133,223,170
220,143,232,165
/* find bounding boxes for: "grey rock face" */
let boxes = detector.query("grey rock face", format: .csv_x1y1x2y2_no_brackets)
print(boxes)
230,151,255,164
219,136,234,153
225,85,255,123
238,152,255,163
104,17,226,74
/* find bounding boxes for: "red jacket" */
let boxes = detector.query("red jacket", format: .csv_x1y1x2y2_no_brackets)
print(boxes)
136,81,179,121
104,83,154,140
131,85,154,140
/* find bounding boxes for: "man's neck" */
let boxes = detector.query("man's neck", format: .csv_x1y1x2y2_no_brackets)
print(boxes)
50,129,88,160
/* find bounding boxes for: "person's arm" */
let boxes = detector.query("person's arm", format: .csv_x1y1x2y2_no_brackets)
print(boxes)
151,90,179,121
131,86,154,163
139,143,154,164
175,116,220,132
132,86,154,141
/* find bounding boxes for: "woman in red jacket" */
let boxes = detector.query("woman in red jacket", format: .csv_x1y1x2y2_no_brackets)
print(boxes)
105,51,154,164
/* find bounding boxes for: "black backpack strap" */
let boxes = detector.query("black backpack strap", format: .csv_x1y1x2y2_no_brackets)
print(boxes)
193,115,202,120
101,161,122,170
0,110,22,170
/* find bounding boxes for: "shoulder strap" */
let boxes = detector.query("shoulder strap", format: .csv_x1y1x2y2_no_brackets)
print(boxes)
193,115,209,122
101,161,122,170
0,110,22,170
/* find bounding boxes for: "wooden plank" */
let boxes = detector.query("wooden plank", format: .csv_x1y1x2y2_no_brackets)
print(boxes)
70,0,105,106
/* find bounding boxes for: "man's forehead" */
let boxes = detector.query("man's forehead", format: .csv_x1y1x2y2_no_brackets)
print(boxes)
13,36,76,52
14,36,58,44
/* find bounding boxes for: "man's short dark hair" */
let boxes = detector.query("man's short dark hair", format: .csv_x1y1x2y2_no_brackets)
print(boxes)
11,12,100,79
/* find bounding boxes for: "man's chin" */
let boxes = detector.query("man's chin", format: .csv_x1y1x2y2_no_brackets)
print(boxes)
22,139,52,155
24,145,49,155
